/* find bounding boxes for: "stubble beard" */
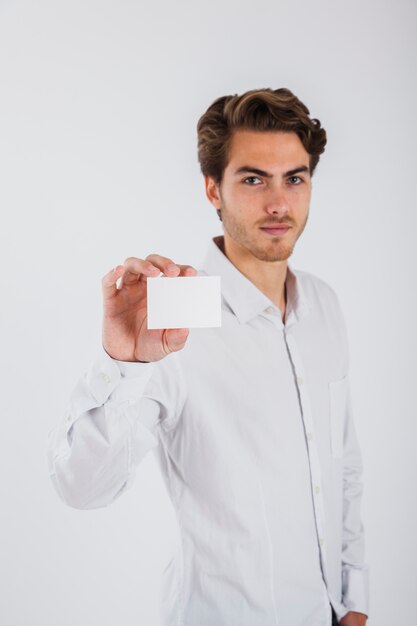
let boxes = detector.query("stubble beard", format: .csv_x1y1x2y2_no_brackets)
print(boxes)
219,202,309,263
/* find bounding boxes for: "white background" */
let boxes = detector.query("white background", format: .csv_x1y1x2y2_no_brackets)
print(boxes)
1,1,416,624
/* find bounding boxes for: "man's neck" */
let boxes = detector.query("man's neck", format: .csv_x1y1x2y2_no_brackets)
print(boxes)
216,235,288,320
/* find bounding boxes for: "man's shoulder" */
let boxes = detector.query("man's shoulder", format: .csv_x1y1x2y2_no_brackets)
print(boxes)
292,267,344,318
292,267,340,300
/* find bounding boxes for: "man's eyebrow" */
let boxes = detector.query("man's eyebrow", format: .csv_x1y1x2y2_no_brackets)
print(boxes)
233,165,310,178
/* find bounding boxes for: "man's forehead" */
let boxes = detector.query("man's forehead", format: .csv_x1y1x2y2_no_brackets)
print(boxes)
226,129,310,173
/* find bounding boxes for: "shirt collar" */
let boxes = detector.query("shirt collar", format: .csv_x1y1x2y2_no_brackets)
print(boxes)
201,235,311,326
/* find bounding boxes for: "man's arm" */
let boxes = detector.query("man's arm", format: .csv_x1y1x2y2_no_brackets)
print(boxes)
47,349,160,509
329,290,370,623
340,376,370,618
47,254,196,509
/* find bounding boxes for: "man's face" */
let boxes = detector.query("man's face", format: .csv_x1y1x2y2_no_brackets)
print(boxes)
205,130,312,263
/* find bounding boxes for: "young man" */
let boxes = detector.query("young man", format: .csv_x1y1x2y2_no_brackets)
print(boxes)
48,88,369,626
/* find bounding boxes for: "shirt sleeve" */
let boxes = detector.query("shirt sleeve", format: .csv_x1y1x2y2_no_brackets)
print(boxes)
340,379,370,616
47,345,179,510
337,305,370,616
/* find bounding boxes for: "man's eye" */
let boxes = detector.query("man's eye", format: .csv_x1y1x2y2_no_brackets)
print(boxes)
243,176,262,185
288,176,302,185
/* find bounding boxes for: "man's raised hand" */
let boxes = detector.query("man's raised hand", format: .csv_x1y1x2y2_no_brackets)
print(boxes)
102,254,198,362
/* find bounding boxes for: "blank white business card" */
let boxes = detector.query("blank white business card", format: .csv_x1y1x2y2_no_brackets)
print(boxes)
147,275,222,329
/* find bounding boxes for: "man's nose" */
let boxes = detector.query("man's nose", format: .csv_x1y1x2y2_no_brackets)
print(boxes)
264,184,289,216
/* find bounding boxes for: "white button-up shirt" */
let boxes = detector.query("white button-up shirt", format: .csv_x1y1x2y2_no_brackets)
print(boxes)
47,235,369,626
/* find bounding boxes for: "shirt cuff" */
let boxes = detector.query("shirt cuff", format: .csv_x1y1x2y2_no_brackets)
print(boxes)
84,346,156,406
114,357,155,379
100,345,155,378
342,564,370,617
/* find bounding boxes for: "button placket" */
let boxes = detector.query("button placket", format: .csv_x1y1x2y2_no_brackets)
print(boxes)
283,329,329,582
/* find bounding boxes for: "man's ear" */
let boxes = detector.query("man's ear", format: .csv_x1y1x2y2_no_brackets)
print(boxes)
204,176,222,209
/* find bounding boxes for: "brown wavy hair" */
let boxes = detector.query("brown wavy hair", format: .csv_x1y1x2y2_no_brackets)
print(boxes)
197,87,327,185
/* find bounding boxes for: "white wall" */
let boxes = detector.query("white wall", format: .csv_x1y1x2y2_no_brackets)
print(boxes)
1,1,416,624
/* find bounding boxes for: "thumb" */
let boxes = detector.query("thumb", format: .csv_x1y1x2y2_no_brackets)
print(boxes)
102,265,125,301
165,328,190,353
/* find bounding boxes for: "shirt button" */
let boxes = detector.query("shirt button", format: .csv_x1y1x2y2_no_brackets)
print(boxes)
66,413,71,422
315,485,321,494
266,306,276,314
100,372,111,384
319,537,324,546
307,432,313,441
297,376,304,385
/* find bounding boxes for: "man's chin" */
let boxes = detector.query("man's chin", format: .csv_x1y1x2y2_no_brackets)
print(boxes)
250,244,294,263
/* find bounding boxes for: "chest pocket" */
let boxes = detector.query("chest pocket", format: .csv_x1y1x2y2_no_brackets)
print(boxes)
328,376,348,458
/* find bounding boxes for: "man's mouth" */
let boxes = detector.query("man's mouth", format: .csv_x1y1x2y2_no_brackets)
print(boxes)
260,225,291,236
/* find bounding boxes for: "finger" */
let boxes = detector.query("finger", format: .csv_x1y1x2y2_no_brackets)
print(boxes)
177,264,198,277
122,257,161,286
163,328,190,354
145,254,183,276
145,255,198,278
102,265,126,300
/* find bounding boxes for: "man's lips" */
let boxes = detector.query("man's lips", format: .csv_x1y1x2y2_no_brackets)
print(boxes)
260,224,292,234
